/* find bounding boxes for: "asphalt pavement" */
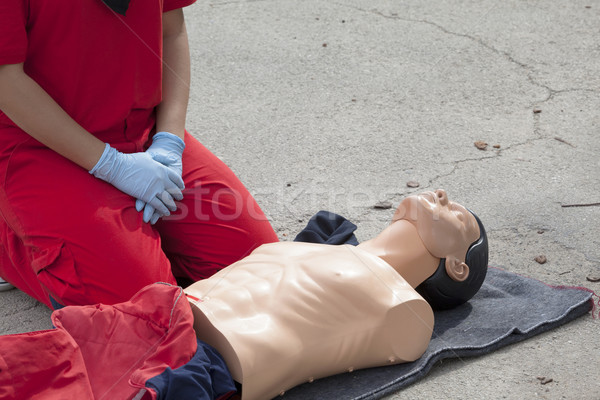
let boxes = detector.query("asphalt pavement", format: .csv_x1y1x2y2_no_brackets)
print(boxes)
1,0,599,398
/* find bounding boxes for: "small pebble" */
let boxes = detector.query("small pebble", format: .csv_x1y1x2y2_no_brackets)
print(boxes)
493,144,501,149
534,255,547,264
406,180,420,188
586,276,600,282
533,108,542,114
374,201,393,209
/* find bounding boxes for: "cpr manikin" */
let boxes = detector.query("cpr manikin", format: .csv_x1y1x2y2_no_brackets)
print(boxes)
185,189,488,400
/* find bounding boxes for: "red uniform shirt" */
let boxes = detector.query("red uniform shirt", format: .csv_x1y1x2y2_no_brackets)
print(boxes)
0,0,279,309
0,0,195,151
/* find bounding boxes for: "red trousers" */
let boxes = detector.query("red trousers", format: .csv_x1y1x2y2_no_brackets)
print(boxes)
0,132,277,307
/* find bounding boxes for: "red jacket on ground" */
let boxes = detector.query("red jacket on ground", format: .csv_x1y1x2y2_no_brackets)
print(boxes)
0,283,236,400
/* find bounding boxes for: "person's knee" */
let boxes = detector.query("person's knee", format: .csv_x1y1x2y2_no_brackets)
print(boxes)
37,240,176,306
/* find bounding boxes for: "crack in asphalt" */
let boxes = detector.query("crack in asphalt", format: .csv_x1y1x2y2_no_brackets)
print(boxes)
327,2,599,193
199,0,598,225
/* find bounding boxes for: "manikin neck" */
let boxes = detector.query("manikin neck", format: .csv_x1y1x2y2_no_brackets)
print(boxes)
357,220,440,288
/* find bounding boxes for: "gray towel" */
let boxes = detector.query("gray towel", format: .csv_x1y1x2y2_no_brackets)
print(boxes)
281,267,593,400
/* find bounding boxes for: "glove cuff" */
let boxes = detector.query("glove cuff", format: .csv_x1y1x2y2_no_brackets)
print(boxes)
153,131,185,154
89,143,117,181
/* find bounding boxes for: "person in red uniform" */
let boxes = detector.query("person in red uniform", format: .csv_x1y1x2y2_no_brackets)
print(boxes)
0,0,278,308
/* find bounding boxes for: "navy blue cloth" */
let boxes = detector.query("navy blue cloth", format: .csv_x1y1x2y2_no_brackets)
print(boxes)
294,211,359,245
145,339,236,400
49,295,65,310
101,0,130,15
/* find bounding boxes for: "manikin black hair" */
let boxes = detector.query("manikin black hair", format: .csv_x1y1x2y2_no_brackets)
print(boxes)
415,211,488,310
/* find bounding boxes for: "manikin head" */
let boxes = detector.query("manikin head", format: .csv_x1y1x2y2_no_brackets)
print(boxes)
393,189,489,309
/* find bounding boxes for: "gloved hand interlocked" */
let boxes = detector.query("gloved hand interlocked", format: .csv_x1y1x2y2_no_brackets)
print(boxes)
89,141,184,219
135,131,186,224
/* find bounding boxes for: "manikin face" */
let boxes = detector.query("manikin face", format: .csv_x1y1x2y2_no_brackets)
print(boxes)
392,189,480,263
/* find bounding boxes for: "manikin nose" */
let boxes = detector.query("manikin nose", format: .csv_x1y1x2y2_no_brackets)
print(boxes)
435,189,448,206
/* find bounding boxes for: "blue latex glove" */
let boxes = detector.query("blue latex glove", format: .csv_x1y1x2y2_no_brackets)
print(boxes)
135,132,185,224
90,143,184,217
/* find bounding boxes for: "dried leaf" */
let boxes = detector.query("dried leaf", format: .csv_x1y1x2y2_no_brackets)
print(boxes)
474,141,488,150
536,376,553,384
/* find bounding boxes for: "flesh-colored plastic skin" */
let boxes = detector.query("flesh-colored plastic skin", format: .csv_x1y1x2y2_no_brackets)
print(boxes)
184,189,480,400
186,243,434,400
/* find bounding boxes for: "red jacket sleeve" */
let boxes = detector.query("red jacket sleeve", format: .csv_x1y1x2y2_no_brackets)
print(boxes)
0,0,28,65
163,0,197,13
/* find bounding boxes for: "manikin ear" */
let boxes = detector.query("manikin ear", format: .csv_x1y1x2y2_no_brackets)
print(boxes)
444,256,470,282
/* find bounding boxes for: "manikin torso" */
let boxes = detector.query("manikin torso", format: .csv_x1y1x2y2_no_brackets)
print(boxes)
185,240,434,400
